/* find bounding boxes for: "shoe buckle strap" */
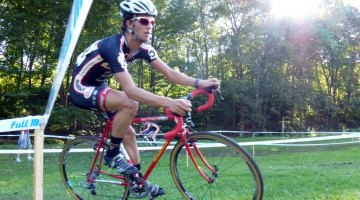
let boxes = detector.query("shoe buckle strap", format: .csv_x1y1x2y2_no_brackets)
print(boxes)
150,184,159,194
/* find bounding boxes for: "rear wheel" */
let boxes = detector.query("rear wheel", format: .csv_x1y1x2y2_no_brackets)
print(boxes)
170,132,264,200
59,136,130,200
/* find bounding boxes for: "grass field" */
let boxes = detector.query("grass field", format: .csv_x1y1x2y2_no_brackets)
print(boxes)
0,139,359,200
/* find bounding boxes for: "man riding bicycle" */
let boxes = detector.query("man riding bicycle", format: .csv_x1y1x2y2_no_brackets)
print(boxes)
142,121,160,145
70,0,220,197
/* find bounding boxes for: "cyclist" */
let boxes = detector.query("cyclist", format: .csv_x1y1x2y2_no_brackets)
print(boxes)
141,121,160,145
69,0,220,197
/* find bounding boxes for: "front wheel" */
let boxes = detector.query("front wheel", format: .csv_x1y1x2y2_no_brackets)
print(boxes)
170,131,264,200
59,136,130,200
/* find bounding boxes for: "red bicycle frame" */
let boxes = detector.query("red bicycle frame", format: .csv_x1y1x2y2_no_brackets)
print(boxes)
87,88,217,185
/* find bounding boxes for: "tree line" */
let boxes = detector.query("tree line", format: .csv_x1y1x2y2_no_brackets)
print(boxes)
1,0,360,136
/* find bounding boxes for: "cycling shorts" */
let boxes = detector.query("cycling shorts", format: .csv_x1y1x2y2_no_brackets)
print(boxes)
70,85,111,112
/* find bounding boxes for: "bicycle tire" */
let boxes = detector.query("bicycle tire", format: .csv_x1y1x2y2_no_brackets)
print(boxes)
170,131,264,200
59,136,130,200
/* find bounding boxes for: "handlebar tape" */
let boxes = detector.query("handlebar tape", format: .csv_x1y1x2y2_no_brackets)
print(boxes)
191,89,214,112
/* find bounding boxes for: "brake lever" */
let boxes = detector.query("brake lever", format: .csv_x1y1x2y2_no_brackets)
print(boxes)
204,85,217,93
204,86,225,102
180,94,195,127
185,112,195,127
217,90,225,101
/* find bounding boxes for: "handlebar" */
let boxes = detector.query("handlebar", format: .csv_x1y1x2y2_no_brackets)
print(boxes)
189,89,215,112
163,87,223,120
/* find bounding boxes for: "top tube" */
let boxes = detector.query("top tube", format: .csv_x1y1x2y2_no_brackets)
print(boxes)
133,88,215,140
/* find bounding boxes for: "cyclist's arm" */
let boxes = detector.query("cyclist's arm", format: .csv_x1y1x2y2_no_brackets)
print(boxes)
114,71,191,115
150,58,220,89
114,71,171,107
150,59,197,87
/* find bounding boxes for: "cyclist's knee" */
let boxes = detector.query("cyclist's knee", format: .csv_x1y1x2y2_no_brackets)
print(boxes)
122,100,139,116
105,90,138,116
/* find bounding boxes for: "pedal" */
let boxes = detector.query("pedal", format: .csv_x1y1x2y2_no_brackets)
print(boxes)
127,175,149,198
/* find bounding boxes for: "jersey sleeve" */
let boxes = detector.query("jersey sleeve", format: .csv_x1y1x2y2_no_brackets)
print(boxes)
139,44,159,63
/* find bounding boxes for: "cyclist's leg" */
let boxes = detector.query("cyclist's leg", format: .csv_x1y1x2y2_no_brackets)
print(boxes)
105,90,137,135
103,89,142,160
105,90,165,197
71,85,139,169
71,85,137,143
122,126,140,165
150,131,158,146
152,130,159,142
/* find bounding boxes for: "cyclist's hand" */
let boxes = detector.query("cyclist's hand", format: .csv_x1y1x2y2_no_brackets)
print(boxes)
197,78,221,92
169,99,192,116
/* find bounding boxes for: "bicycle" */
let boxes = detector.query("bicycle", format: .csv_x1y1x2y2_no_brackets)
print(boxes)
137,131,160,147
59,88,264,200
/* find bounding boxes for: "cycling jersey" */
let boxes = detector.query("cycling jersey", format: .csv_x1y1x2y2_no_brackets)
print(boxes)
144,123,157,135
144,129,155,135
70,33,158,112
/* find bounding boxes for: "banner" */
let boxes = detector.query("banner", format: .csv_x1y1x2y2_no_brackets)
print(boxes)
0,116,42,132
43,0,93,126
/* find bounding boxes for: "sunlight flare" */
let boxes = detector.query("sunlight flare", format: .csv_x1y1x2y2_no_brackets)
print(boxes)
269,0,324,19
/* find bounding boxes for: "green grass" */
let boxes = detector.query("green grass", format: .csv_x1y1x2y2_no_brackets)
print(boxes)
0,142,359,200
257,145,360,199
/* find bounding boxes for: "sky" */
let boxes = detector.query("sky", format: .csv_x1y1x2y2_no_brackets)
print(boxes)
269,0,360,19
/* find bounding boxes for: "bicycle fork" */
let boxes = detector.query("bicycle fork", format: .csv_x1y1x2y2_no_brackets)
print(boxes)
179,133,218,183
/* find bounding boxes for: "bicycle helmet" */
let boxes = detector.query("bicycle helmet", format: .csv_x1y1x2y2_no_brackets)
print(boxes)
119,0,158,17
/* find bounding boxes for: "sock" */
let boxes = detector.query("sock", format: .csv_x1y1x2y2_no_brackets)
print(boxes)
110,136,123,144
134,164,143,177
106,136,123,158
134,163,141,171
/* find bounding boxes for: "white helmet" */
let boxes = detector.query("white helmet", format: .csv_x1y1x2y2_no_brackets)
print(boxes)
119,0,158,17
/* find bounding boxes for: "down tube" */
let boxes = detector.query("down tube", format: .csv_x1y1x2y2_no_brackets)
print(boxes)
143,140,171,179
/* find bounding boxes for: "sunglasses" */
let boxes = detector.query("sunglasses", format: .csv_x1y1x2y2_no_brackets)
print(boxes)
132,17,155,26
